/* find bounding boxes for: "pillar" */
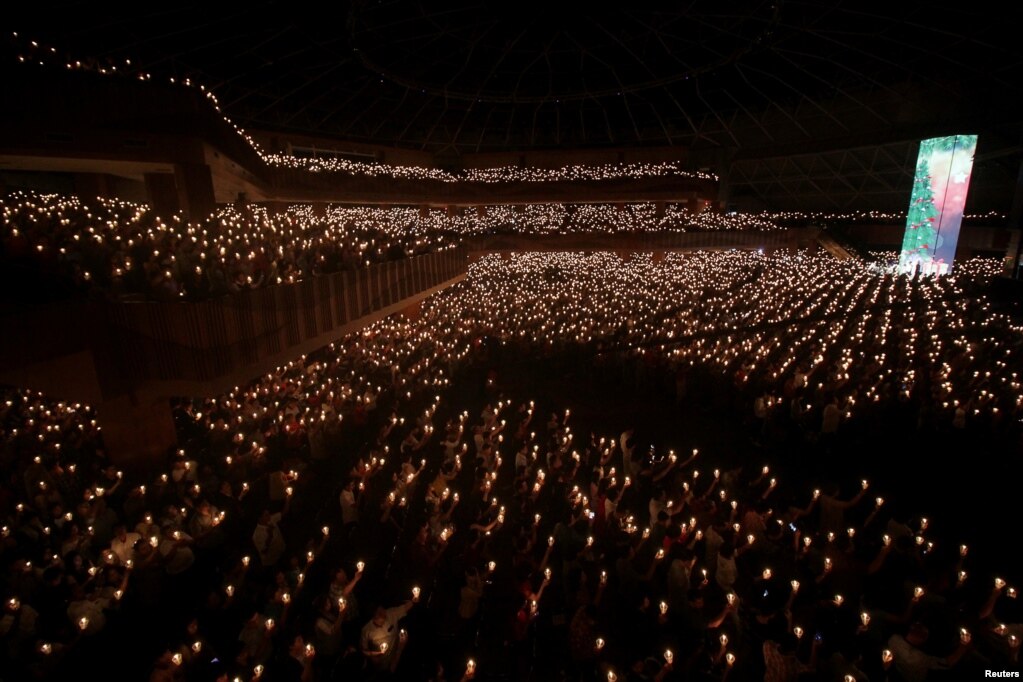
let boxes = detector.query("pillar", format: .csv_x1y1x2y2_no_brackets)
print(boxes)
144,172,179,216
174,163,217,220
1003,162,1023,278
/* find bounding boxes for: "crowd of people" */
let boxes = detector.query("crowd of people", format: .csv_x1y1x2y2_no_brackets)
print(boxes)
263,154,717,185
1,192,789,301
1,249,1021,680
11,189,1007,305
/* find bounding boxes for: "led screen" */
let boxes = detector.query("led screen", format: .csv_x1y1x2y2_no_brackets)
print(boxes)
897,134,977,276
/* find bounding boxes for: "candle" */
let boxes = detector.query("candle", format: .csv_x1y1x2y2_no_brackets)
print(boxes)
412,586,421,601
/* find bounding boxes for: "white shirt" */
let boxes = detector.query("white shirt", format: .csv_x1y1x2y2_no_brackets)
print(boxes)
252,514,285,566
360,603,411,652
340,489,358,525
109,532,141,564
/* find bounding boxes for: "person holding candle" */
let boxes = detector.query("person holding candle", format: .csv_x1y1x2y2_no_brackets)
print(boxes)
886,622,970,681
762,632,820,682
252,510,286,568
360,601,413,670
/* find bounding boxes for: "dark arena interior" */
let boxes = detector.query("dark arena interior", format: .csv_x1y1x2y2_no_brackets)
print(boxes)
2,3,1023,681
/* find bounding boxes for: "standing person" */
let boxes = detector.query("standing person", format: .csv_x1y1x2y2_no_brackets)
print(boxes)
339,479,359,532
620,428,637,478
361,602,413,672
820,395,842,450
252,510,286,568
